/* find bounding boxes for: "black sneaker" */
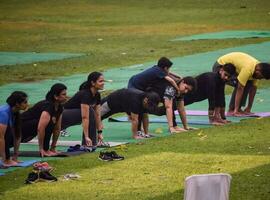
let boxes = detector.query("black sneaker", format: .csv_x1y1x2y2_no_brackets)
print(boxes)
99,152,113,161
25,172,39,184
107,151,124,161
39,171,57,182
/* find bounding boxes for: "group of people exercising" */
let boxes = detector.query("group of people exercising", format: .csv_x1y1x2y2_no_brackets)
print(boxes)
1,52,270,167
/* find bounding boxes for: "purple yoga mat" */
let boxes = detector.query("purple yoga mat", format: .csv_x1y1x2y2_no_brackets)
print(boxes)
176,110,270,117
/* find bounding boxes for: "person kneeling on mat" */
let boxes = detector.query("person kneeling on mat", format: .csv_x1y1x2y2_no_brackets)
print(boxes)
20,83,67,157
100,88,160,139
62,72,104,147
0,91,28,167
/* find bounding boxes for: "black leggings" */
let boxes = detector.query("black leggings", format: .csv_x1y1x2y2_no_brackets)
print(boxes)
61,107,97,146
21,119,54,151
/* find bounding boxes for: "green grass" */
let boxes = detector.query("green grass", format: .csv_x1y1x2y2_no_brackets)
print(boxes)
1,0,270,85
0,117,270,200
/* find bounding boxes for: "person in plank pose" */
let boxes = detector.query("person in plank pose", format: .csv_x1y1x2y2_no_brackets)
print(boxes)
148,77,197,133
0,91,28,167
20,83,67,157
62,72,104,147
213,52,270,116
184,64,236,125
100,88,160,139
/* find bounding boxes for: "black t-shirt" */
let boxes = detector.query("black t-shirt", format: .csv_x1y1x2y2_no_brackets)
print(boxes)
184,72,225,109
105,88,146,114
149,79,184,102
64,89,101,109
21,100,63,124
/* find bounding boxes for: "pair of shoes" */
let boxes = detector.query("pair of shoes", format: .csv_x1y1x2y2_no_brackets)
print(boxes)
60,129,70,137
137,131,154,138
25,171,57,184
99,151,124,161
25,172,39,184
39,171,57,182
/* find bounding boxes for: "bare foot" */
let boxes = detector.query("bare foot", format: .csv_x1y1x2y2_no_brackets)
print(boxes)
3,159,18,167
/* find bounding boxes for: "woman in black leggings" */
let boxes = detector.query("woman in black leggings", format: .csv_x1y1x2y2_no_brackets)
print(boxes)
21,83,67,157
62,72,104,147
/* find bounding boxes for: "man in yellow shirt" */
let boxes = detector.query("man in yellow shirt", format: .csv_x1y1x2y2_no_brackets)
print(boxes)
213,52,270,116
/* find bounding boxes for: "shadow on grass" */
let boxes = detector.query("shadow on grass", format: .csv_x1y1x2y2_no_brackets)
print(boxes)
145,163,270,200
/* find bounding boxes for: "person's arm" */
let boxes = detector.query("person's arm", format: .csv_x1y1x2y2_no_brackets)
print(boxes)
177,100,189,130
165,76,179,91
81,104,92,146
50,114,62,152
233,83,245,115
12,130,21,162
164,98,174,130
94,104,103,131
130,112,139,138
168,72,182,80
37,111,51,157
94,104,103,142
0,124,7,162
244,85,257,113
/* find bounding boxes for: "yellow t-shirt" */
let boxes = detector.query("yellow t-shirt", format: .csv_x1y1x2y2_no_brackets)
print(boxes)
217,52,259,86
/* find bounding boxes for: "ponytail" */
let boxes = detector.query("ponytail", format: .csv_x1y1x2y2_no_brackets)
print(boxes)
46,83,67,102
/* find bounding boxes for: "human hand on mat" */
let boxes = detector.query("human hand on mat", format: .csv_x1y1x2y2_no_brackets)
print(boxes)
169,126,185,133
85,137,93,146
210,120,224,126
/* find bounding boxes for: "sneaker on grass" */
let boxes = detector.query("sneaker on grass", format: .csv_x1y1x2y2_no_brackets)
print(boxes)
99,152,113,162
107,151,124,161
39,171,57,182
25,172,39,184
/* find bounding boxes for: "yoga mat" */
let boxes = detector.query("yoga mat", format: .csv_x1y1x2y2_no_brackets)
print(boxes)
177,110,270,117
12,150,96,157
108,117,211,125
171,30,270,41
27,139,129,147
0,159,39,167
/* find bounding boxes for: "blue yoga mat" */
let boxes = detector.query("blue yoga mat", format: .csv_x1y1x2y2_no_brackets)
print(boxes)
0,159,39,168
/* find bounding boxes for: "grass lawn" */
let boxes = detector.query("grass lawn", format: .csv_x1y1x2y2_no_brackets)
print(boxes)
0,0,270,199
0,0,270,85
0,117,270,200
